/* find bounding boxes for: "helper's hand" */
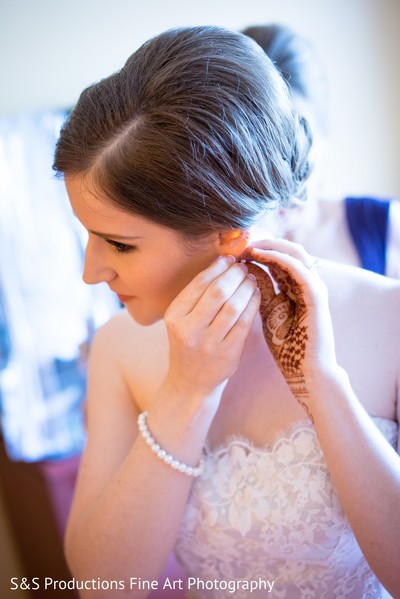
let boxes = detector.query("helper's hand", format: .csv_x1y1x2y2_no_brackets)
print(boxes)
163,255,261,399
243,239,337,421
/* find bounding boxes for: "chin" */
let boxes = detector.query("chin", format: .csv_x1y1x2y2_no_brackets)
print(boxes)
126,305,164,327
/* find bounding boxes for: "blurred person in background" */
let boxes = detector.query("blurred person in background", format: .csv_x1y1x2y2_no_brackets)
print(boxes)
242,23,400,278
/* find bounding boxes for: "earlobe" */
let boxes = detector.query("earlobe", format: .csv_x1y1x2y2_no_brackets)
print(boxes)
217,229,250,258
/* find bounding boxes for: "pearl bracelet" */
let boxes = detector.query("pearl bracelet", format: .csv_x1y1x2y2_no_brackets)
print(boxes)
137,411,204,478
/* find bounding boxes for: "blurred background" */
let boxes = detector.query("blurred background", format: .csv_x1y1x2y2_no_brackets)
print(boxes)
2,0,400,197
0,0,399,597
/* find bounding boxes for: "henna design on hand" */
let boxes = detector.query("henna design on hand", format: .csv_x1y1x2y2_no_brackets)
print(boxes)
246,254,314,422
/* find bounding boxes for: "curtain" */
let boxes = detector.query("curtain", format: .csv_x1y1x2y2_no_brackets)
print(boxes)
0,111,119,461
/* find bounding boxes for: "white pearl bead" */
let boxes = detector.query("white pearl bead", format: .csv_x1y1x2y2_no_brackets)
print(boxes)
137,411,204,478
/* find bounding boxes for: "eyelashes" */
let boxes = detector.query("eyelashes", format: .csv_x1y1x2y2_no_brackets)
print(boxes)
105,239,136,254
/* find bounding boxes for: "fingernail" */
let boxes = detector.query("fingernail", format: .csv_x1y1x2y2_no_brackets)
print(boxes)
247,273,256,281
216,255,235,265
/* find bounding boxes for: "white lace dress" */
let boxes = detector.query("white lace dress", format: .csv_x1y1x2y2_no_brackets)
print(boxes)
174,417,398,599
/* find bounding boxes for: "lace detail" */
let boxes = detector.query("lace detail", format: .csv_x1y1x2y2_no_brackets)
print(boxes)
371,416,398,448
175,417,398,598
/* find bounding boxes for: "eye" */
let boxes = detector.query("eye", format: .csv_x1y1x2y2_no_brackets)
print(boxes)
105,239,136,254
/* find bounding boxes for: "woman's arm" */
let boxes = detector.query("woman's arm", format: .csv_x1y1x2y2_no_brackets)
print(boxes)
65,255,260,598
309,367,400,598
246,240,400,597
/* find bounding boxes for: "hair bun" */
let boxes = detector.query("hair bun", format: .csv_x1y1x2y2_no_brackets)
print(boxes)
290,112,313,204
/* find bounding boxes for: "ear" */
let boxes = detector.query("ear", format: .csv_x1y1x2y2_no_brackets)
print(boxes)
216,229,250,258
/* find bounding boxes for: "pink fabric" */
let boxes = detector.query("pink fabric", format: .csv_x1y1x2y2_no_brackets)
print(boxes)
149,553,188,597
38,453,81,538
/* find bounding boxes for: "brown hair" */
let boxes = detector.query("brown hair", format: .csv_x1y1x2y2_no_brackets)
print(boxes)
242,24,329,135
54,26,312,237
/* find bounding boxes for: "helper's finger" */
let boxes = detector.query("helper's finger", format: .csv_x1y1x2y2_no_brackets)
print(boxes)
246,262,276,305
244,238,318,269
246,248,323,306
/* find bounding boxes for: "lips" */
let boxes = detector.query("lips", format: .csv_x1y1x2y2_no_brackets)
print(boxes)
116,294,135,303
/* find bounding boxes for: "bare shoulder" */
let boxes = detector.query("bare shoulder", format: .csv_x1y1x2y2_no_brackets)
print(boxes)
94,307,152,343
320,260,400,415
321,259,400,328
321,256,398,295
94,308,168,358
92,309,169,407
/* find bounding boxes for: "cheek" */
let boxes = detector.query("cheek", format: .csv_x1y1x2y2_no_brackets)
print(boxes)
168,250,217,292
129,265,191,325
156,264,194,299
134,259,188,300
151,253,213,303
129,239,217,304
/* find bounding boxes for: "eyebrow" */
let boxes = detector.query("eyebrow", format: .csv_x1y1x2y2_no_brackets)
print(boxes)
89,230,143,241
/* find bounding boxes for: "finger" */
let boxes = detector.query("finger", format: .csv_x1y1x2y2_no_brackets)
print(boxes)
244,238,313,267
189,262,250,326
167,255,236,318
223,285,261,345
207,273,258,337
246,248,322,305
246,262,276,305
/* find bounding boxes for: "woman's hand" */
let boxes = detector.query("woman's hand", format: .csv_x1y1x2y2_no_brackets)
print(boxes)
163,255,261,399
243,239,337,421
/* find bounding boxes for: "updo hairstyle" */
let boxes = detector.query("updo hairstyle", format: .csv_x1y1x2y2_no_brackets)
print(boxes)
54,26,312,237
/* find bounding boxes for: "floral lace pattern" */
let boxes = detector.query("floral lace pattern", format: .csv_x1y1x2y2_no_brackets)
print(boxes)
175,417,398,598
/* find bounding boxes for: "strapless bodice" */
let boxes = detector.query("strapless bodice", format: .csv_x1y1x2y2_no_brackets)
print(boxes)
174,417,397,598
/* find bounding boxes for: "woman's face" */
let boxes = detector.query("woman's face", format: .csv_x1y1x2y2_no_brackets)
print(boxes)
66,176,219,325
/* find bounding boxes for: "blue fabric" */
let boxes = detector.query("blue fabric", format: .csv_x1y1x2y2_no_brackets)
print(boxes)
344,196,391,275
0,291,11,371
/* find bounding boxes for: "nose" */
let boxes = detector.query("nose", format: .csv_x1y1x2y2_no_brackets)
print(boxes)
82,236,116,285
